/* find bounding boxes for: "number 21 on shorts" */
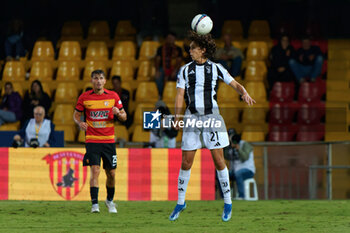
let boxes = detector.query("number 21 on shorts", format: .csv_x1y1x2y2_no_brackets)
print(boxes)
210,131,219,141
112,155,117,167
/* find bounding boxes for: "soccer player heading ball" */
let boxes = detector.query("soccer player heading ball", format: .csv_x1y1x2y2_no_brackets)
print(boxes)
73,70,127,213
169,31,255,222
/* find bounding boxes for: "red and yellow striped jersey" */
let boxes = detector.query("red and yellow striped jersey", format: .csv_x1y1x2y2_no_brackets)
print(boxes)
75,89,123,143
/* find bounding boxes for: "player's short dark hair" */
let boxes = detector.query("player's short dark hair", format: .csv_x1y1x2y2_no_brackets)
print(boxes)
111,75,122,82
189,31,216,59
91,69,105,78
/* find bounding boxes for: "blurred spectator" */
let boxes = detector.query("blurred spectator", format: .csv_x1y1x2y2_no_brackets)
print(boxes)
214,34,243,77
0,82,22,126
289,36,323,83
111,75,131,128
13,106,55,148
155,32,183,98
149,100,177,148
182,38,192,63
4,19,26,61
224,129,255,200
267,35,295,89
22,80,51,125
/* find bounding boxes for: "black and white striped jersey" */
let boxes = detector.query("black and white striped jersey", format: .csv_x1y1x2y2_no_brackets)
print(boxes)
176,59,235,115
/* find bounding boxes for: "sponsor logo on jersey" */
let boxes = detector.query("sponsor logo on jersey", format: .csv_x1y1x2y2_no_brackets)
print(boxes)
90,110,110,119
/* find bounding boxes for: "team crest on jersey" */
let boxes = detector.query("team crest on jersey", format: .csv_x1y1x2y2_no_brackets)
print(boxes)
206,66,211,74
104,101,109,106
43,151,87,200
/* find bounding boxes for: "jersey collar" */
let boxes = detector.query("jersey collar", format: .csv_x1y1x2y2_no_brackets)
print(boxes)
89,89,108,95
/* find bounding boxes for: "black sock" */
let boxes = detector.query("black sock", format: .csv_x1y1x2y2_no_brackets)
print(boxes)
90,187,99,204
106,186,115,201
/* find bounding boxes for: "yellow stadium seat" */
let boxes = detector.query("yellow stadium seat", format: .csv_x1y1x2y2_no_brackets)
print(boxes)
162,81,177,105
248,20,270,39
138,41,161,60
132,125,151,142
328,60,350,70
241,130,265,142
104,80,113,90
135,82,158,103
327,91,350,102
325,132,350,141
244,61,267,81
115,125,129,141
221,20,243,39
83,61,107,80
175,40,184,50
85,41,108,61
78,130,85,142
328,49,350,60
217,81,240,103
112,41,136,61
56,61,80,81
1,82,24,98
29,61,53,81
55,124,77,142
325,102,348,125
121,82,132,94
31,41,55,61
58,41,82,61
328,39,350,50
232,41,242,50
110,61,134,81
87,21,110,40
0,121,20,131
137,60,154,80
114,20,137,36
219,103,240,129
326,80,350,91
246,41,268,61
2,61,25,81
54,83,78,104
327,69,350,80
133,103,155,125
53,104,75,125
82,82,93,92
242,105,267,124
61,21,83,39
40,82,52,97
245,81,267,101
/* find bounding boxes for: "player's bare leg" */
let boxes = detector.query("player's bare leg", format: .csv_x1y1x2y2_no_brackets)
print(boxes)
169,150,196,221
105,169,117,213
90,165,100,213
210,148,226,170
211,148,232,222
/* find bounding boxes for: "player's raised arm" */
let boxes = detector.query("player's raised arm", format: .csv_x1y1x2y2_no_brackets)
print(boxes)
73,110,88,131
174,87,185,130
229,80,256,106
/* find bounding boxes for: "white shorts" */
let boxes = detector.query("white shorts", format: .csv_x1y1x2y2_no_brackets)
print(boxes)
181,111,229,151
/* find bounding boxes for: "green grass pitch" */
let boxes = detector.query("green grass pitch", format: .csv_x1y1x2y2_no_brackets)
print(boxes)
0,200,349,233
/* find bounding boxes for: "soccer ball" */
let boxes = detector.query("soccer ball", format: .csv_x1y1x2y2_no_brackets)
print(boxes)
191,14,213,35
